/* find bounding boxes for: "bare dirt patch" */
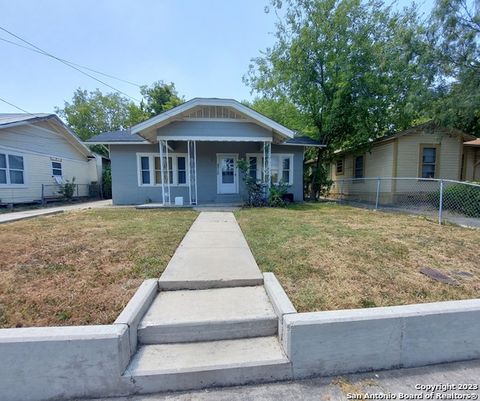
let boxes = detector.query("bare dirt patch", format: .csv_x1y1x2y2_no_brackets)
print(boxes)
236,203,480,312
0,208,197,328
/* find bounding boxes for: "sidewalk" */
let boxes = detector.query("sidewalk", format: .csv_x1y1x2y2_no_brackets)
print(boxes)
87,359,480,401
0,199,112,224
158,212,264,289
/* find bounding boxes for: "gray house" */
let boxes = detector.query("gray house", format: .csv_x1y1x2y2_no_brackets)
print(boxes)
87,98,323,205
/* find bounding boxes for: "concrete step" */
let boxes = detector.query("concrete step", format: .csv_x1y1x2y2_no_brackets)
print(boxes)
138,286,278,344
123,336,292,394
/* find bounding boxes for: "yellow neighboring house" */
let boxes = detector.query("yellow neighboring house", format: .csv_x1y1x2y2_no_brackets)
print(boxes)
328,123,479,203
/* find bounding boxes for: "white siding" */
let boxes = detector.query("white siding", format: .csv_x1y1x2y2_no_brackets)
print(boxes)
0,121,87,161
0,148,98,204
0,120,98,204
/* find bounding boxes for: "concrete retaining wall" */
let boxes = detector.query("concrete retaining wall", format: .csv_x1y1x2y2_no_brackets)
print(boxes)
0,325,131,401
0,279,158,401
283,299,480,378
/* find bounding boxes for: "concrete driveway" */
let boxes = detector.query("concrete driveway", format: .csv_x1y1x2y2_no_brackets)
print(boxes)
87,359,480,401
0,199,113,224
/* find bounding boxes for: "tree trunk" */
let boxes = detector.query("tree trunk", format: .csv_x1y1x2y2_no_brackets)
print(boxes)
309,147,323,200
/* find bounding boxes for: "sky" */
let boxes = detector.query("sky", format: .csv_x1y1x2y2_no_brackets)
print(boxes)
0,0,435,114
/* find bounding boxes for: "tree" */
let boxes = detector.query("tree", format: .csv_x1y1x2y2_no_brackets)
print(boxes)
56,88,144,142
426,0,480,136
140,81,184,117
244,97,315,136
56,83,185,156
245,0,433,198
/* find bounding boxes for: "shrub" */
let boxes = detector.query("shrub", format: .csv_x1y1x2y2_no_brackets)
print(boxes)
102,165,112,199
238,159,267,207
429,182,480,217
268,182,289,207
58,177,76,200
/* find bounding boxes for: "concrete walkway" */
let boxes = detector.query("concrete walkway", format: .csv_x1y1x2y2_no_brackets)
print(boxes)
0,199,112,224
122,211,291,394
87,359,480,401
158,212,263,289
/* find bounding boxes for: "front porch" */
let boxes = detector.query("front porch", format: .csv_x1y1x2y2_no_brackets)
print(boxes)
153,139,273,206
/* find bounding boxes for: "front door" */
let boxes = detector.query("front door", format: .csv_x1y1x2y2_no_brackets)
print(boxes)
217,154,238,194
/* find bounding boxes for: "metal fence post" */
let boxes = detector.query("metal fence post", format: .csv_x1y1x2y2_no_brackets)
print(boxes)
375,177,381,210
41,184,45,206
438,179,444,225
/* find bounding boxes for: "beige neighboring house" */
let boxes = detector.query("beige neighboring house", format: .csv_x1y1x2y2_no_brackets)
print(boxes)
328,123,479,203
0,113,103,205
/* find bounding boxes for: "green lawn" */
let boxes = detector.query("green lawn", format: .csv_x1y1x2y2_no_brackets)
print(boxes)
236,203,480,312
0,208,197,328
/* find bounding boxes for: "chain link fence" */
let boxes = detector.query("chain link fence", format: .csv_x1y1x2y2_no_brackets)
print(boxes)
326,177,480,227
41,183,102,204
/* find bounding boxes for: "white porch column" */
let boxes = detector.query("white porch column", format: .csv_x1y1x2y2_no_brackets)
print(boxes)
159,139,171,205
188,140,198,205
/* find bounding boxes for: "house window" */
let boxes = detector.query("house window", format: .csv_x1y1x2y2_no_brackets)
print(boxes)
336,159,344,175
141,156,150,184
246,153,293,185
0,152,25,185
354,155,364,179
420,146,437,178
52,161,62,177
177,157,187,184
154,156,173,184
138,153,187,186
249,156,257,180
282,157,291,183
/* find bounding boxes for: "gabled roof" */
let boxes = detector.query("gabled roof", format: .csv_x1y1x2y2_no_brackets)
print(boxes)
0,113,92,157
131,98,296,140
0,113,52,127
335,122,476,156
86,129,150,144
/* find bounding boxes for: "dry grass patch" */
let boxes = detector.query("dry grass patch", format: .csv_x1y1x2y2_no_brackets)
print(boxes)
0,208,197,328
236,203,480,312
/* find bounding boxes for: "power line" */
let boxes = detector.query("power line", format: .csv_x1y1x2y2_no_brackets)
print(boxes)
0,25,142,103
0,36,141,88
0,96,36,115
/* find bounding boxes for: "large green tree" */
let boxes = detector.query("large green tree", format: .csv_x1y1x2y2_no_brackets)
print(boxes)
57,82,184,144
140,81,184,117
427,0,480,136
246,0,433,197
55,88,143,142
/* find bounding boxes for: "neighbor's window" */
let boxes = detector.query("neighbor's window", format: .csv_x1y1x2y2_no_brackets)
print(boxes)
0,154,6,184
420,146,437,179
52,161,62,177
354,155,364,179
336,159,344,175
0,153,25,185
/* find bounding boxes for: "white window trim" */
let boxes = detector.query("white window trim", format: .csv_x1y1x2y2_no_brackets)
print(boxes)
136,152,189,187
51,161,63,177
0,150,28,188
246,153,294,185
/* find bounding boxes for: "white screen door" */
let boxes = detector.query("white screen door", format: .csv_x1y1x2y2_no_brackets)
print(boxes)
217,154,238,194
